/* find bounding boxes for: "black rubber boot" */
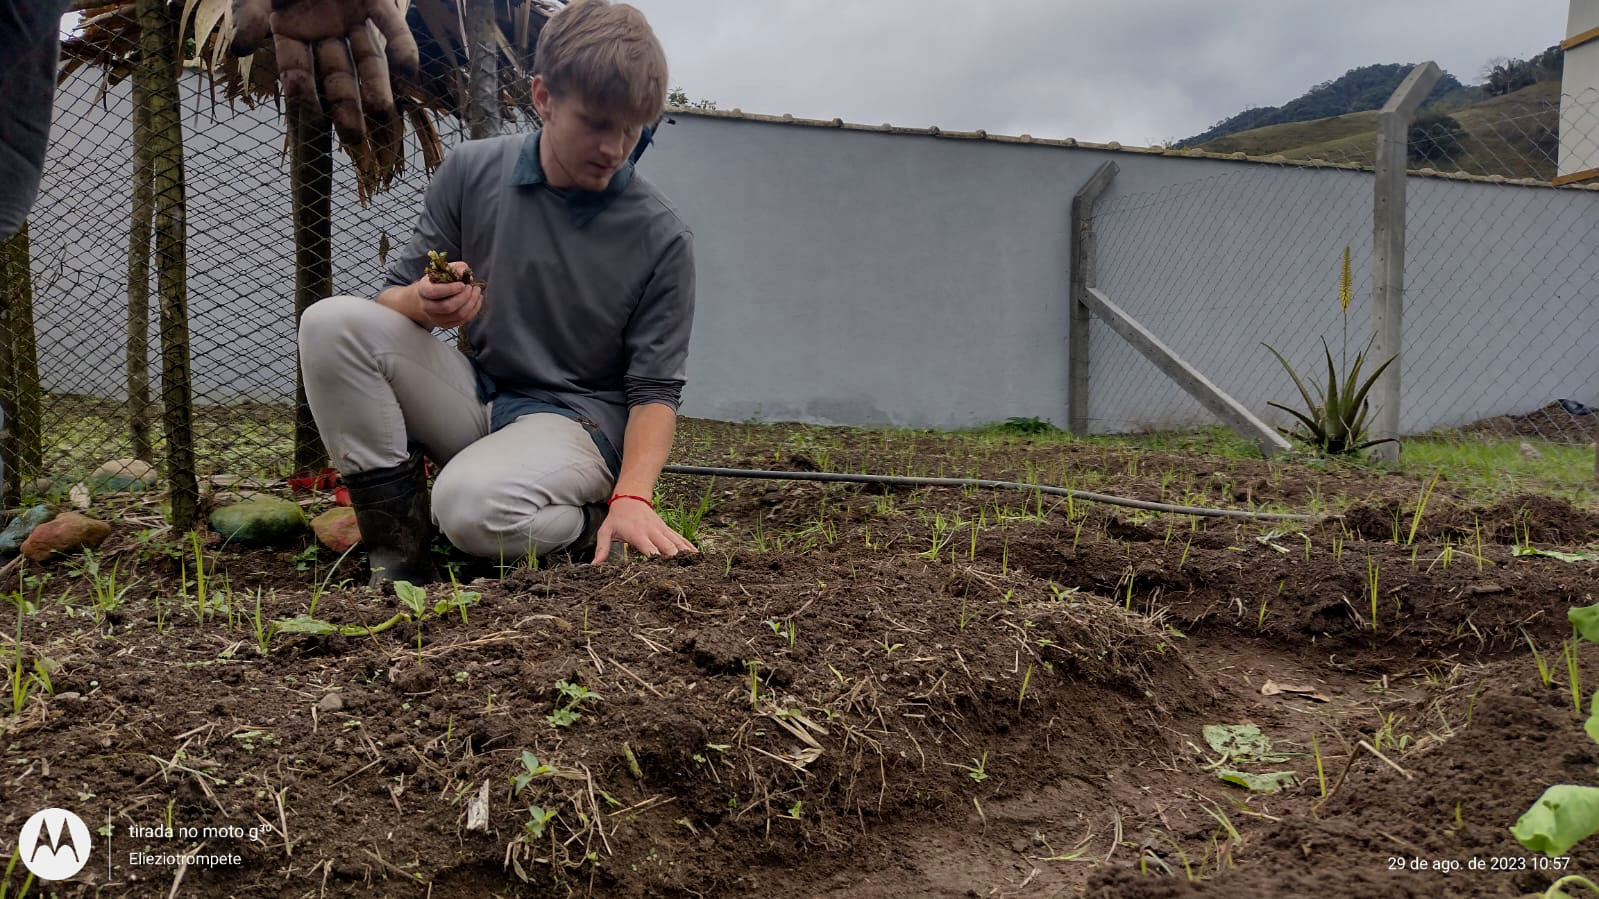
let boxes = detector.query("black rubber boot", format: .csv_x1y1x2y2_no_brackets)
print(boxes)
343,452,439,588
560,502,611,565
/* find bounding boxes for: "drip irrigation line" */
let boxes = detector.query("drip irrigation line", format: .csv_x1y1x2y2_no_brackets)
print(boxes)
660,465,1316,523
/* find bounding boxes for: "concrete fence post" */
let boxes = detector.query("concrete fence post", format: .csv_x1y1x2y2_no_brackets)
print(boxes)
1069,161,1118,434
1370,61,1442,462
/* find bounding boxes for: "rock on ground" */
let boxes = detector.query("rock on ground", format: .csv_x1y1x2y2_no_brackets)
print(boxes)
90,458,158,492
20,511,112,562
0,504,55,554
209,497,308,545
26,476,79,502
311,507,361,553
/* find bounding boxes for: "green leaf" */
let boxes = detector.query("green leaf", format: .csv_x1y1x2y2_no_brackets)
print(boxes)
271,615,339,635
1267,402,1325,443
393,580,428,617
1345,351,1397,415
1585,691,1599,745
1264,344,1323,425
1544,874,1599,898
1217,768,1297,793
1321,340,1343,437
1202,723,1290,763
1520,548,1599,564
1511,785,1599,857
526,805,557,839
556,680,599,703
1572,603,1599,644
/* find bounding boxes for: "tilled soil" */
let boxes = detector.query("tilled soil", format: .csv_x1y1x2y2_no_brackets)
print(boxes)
3,420,1599,897
1466,402,1599,447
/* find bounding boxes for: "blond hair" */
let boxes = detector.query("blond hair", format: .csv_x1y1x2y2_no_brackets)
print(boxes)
534,0,668,125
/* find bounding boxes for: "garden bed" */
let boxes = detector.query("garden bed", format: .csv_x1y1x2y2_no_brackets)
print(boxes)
3,418,1599,897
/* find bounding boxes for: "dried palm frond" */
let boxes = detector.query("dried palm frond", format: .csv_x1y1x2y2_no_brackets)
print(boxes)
61,0,565,199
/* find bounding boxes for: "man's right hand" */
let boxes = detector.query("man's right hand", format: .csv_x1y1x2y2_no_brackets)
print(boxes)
416,261,484,330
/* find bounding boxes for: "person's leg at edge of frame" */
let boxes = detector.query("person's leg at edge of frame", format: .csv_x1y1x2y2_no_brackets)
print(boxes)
298,295,490,587
431,413,614,568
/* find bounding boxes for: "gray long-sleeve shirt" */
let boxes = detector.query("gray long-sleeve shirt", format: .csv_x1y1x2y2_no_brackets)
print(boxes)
384,131,695,470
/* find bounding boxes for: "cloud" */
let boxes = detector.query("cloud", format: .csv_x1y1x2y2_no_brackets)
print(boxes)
631,0,1568,144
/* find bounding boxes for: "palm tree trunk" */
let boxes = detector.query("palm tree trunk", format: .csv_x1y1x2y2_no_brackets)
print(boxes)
138,0,197,529
0,224,43,509
127,63,154,463
465,0,500,141
456,0,500,360
289,101,333,474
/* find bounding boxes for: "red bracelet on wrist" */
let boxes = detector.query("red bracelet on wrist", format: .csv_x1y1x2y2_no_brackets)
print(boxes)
608,493,654,510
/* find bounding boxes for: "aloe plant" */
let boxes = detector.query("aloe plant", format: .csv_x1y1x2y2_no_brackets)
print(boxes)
1264,337,1396,455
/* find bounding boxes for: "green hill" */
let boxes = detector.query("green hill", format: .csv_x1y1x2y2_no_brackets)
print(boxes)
1178,63,1465,148
1181,47,1566,180
1195,80,1562,180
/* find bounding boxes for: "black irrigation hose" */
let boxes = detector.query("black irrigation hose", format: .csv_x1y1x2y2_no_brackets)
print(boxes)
660,465,1317,523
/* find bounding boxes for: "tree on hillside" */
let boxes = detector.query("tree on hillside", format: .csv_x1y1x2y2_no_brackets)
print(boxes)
668,87,717,110
1407,114,1467,165
1482,45,1563,97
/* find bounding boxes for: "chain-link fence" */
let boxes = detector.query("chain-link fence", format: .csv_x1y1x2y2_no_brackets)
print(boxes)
4,19,1598,524
0,2,549,519
1405,86,1599,451
1082,84,1599,472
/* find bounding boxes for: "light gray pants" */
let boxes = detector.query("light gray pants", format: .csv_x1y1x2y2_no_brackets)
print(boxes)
298,296,615,559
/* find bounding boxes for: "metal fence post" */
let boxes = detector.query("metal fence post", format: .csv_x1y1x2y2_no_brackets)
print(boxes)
1370,61,1442,462
1069,161,1118,434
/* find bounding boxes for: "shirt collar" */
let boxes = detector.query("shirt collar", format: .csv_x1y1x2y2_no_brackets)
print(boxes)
512,130,634,228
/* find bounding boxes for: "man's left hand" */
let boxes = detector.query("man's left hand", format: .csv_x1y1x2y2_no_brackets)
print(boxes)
592,498,697,565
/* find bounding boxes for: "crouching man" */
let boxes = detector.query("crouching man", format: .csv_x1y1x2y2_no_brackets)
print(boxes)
299,0,698,586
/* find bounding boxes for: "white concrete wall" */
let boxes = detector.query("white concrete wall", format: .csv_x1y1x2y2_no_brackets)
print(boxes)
645,113,1599,435
28,70,1599,441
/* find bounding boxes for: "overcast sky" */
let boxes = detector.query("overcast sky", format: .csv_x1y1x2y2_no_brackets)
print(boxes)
60,2,1568,145
627,0,1570,145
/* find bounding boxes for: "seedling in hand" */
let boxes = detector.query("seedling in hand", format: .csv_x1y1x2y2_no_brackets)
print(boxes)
425,250,485,292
